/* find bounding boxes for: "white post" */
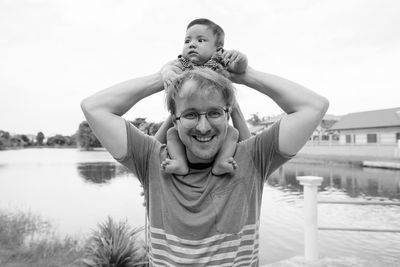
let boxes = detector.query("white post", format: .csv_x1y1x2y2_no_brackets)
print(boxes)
296,176,323,261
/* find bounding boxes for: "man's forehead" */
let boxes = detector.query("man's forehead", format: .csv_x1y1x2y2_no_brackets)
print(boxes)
177,79,221,99
174,80,225,110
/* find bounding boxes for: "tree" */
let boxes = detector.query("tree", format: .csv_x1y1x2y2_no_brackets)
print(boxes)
46,135,66,146
130,118,147,128
36,131,45,146
0,130,11,150
247,113,261,126
130,118,163,136
0,130,10,140
77,121,102,150
148,122,162,136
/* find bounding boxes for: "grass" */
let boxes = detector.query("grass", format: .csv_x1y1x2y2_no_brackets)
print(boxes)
82,217,148,267
0,209,148,267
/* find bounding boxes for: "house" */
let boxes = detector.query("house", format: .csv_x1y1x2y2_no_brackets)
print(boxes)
247,114,284,135
248,113,340,138
300,107,400,158
310,114,341,141
329,107,400,145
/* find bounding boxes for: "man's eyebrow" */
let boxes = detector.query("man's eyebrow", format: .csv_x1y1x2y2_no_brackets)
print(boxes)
182,108,197,113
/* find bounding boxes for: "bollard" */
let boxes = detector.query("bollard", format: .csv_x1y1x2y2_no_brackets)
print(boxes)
296,176,323,261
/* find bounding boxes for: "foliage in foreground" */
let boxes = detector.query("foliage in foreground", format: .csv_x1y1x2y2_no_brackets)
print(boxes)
0,209,84,267
0,210,148,267
82,216,148,267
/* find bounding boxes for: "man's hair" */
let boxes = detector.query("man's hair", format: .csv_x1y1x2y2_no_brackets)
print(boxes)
166,68,235,115
187,18,225,48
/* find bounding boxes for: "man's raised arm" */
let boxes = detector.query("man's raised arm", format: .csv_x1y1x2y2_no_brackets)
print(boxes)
232,67,329,156
80,73,164,159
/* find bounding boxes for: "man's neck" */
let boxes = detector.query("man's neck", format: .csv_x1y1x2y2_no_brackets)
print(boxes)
186,150,215,168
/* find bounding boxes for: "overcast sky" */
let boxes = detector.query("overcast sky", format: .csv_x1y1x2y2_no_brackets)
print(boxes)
1,0,399,136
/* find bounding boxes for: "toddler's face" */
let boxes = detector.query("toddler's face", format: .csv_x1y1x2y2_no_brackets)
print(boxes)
182,25,218,65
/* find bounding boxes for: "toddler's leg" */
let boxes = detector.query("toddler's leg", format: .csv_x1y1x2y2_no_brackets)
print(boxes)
212,126,239,175
161,127,189,175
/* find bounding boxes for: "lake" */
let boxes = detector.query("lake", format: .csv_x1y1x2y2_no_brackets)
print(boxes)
1,148,400,265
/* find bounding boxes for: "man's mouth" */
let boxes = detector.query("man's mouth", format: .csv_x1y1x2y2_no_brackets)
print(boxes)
193,135,214,142
188,51,198,55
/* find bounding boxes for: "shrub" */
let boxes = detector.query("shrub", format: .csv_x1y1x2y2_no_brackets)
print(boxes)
83,217,148,267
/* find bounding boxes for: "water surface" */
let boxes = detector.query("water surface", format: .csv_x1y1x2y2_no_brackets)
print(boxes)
1,148,400,265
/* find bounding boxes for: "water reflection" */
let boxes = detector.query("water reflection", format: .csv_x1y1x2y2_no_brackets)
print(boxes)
268,162,400,200
76,162,131,184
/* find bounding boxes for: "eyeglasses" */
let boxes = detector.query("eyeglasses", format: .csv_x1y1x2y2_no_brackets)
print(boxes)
175,107,229,129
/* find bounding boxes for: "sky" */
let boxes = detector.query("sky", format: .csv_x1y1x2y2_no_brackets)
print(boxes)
1,0,399,136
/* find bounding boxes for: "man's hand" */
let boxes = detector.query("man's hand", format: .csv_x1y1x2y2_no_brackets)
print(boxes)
222,50,248,74
160,60,182,91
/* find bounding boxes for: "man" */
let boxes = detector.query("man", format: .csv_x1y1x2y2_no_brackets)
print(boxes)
81,63,328,266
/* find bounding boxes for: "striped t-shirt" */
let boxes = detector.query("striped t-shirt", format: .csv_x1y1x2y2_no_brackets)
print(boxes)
117,120,290,266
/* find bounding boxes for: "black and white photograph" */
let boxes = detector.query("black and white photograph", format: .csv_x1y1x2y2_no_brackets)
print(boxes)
1,0,399,266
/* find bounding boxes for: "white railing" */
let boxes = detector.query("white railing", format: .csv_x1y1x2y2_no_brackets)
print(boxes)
296,176,323,261
296,176,400,262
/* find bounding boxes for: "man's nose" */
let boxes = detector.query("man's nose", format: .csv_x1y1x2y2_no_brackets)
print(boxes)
195,115,211,133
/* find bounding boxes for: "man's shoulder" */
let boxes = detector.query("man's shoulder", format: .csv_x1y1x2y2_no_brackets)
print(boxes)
118,121,163,161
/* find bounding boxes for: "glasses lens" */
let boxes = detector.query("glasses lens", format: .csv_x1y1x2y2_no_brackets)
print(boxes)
180,111,198,128
179,108,226,128
207,108,225,119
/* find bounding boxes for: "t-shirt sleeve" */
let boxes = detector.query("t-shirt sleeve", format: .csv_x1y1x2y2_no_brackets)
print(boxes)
250,119,295,182
114,120,159,184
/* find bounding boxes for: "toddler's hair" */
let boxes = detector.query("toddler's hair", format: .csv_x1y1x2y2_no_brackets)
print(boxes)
187,18,225,48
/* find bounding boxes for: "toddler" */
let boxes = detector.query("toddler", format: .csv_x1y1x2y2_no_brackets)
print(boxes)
158,18,250,175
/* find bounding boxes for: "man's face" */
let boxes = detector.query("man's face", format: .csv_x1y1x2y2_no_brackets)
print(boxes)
174,79,228,163
182,24,218,65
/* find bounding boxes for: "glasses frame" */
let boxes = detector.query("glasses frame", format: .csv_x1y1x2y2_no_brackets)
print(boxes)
175,107,230,128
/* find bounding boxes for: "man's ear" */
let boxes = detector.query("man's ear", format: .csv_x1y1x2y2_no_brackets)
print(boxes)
172,115,177,128
226,106,232,121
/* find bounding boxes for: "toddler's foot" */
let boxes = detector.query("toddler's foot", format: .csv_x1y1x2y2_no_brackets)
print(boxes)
212,157,237,176
161,158,189,175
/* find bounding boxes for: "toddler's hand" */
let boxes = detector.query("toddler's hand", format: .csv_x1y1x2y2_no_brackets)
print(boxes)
222,50,248,74
160,60,182,90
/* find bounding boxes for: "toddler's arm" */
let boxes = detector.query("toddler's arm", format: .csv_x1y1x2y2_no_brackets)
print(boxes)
231,99,251,141
154,115,173,143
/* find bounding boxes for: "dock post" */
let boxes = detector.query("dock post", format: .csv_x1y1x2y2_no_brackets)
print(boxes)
296,176,323,261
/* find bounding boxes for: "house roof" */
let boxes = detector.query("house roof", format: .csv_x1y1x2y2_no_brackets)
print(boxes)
329,107,400,131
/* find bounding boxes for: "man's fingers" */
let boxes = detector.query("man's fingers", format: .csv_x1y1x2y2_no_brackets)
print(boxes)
222,50,233,62
230,53,239,64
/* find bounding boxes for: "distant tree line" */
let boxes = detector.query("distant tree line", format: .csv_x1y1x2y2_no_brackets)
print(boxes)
76,118,162,150
0,118,163,150
0,130,77,150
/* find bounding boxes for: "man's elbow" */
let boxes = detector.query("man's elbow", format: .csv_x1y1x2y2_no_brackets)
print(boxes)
80,97,100,123
319,96,329,114
313,95,329,117
80,97,96,116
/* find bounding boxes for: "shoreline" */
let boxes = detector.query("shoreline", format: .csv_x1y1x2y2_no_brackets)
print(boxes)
294,153,400,170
